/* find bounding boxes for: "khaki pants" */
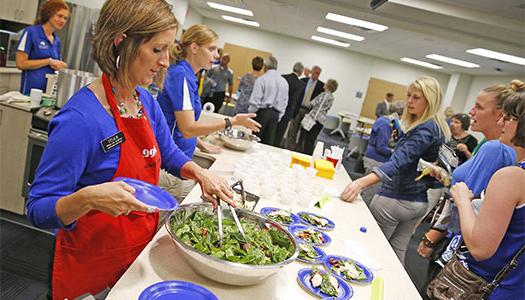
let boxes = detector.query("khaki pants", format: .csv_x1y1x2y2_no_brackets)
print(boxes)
157,169,196,229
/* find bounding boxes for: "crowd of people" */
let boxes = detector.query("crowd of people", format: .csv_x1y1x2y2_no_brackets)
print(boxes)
21,0,524,299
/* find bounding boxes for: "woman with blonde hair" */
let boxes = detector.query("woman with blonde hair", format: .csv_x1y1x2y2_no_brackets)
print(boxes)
341,76,450,264
158,24,260,159
27,1,236,298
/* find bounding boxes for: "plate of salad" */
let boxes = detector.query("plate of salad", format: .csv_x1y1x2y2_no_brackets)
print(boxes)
297,267,353,300
260,207,300,226
297,211,335,231
297,242,326,264
323,255,374,284
288,224,331,246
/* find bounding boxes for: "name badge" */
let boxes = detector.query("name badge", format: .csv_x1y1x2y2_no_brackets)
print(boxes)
100,131,125,152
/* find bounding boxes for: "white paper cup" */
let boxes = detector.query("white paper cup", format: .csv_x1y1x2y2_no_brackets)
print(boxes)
30,88,43,108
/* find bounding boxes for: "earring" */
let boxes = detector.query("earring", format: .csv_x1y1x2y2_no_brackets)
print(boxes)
116,55,120,69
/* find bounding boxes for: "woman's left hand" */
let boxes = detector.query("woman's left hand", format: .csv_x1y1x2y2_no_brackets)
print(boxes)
197,170,234,208
456,143,468,154
232,113,261,132
450,182,473,205
340,181,362,202
198,140,222,154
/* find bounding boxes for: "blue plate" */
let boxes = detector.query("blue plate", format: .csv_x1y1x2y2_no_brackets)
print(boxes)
297,268,353,300
260,207,300,226
296,242,326,264
114,177,178,211
139,280,218,300
288,224,331,246
297,211,335,231
323,255,374,284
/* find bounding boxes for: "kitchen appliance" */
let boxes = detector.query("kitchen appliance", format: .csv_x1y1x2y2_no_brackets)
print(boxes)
56,69,95,108
5,30,20,67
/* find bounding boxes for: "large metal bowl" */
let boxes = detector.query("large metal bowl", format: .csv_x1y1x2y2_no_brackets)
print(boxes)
219,129,260,151
165,203,298,286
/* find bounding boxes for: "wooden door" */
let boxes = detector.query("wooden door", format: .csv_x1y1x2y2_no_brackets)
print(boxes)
223,43,272,93
360,78,408,119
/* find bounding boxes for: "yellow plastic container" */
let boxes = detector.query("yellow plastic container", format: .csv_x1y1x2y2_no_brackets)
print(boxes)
314,159,335,179
290,153,312,168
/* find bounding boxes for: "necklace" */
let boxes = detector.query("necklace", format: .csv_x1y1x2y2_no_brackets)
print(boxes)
112,87,143,118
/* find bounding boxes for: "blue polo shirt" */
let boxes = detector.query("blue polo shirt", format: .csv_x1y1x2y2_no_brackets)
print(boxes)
158,60,202,158
17,25,61,95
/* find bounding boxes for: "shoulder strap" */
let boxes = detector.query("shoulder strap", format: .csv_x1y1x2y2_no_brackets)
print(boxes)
482,243,525,295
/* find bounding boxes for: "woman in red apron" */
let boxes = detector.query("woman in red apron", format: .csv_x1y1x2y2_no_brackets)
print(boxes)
26,1,234,299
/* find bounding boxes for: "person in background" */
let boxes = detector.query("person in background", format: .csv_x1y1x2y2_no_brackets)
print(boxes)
417,81,520,294
16,0,69,95
361,100,405,205
298,79,338,154
234,56,264,114
286,65,324,150
302,66,311,79
201,53,233,113
274,62,305,148
447,113,478,165
248,55,289,145
26,2,236,298
341,76,450,265
449,82,524,299
157,24,260,200
375,92,394,118
444,105,455,125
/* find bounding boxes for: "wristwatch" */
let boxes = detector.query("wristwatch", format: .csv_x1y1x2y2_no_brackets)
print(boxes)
224,117,232,131
422,234,437,248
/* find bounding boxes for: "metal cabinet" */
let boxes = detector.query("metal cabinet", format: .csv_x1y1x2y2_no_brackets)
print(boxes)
0,0,39,25
0,103,32,214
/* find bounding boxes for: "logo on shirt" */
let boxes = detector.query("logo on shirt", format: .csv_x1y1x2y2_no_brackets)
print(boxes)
142,145,158,158
39,40,49,49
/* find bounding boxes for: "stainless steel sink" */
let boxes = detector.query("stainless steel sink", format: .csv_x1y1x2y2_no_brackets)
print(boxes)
192,151,216,169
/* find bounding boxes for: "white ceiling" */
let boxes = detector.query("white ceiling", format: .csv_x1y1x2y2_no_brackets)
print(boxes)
188,0,525,76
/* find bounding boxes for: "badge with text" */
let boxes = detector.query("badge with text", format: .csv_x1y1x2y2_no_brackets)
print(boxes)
100,131,126,152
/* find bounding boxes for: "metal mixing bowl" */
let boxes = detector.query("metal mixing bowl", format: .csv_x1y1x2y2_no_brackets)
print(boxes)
220,129,260,151
165,203,298,286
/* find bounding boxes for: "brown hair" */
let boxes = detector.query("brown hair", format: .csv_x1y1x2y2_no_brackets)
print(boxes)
35,0,69,25
92,0,178,88
501,79,525,147
252,56,264,71
170,24,218,63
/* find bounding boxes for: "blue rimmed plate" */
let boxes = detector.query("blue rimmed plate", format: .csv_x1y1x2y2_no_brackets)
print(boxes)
260,207,300,226
288,224,331,247
297,211,335,231
114,177,178,211
138,280,218,300
296,242,326,264
297,268,353,300
323,255,374,284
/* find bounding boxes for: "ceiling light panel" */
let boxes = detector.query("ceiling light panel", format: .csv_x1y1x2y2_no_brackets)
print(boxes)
466,48,525,66
426,54,479,68
401,57,442,69
208,2,253,16
311,35,350,47
317,27,365,41
326,13,388,32
222,15,260,27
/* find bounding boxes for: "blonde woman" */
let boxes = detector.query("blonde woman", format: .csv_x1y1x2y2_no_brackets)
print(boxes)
27,1,236,298
341,76,450,264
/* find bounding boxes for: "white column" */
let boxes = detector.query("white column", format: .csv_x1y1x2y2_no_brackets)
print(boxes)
442,73,472,114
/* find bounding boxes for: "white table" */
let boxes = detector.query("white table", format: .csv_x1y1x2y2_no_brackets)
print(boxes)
106,143,421,300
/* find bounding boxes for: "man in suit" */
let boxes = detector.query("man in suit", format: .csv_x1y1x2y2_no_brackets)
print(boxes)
375,92,394,118
285,65,324,150
273,62,306,148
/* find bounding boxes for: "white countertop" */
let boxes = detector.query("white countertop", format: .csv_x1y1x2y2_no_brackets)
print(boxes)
106,143,421,300
0,67,22,74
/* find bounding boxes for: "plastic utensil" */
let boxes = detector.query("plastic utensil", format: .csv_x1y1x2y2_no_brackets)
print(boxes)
370,277,384,300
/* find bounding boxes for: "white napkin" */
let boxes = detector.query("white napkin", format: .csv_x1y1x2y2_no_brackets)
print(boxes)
0,91,30,102
341,239,382,270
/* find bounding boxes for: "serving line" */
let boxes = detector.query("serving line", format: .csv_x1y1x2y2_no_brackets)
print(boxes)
106,143,421,300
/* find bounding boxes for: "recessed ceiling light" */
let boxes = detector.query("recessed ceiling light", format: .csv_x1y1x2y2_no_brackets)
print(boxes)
221,15,259,27
325,13,388,32
207,2,253,16
311,35,350,47
317,27,364,41
401,57,442,69
466,48,525,66
426,54,479,68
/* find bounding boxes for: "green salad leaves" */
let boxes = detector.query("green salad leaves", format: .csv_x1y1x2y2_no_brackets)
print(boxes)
298,243,320,261
171,210,294,265
310,267,339,297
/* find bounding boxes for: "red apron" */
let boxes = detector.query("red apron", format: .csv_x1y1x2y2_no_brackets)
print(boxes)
52,74,161,300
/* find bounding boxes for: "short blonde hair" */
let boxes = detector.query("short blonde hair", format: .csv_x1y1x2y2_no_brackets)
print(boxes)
401,76,450,140
324,79,338,93
170,25,218,63
92,0,178,88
